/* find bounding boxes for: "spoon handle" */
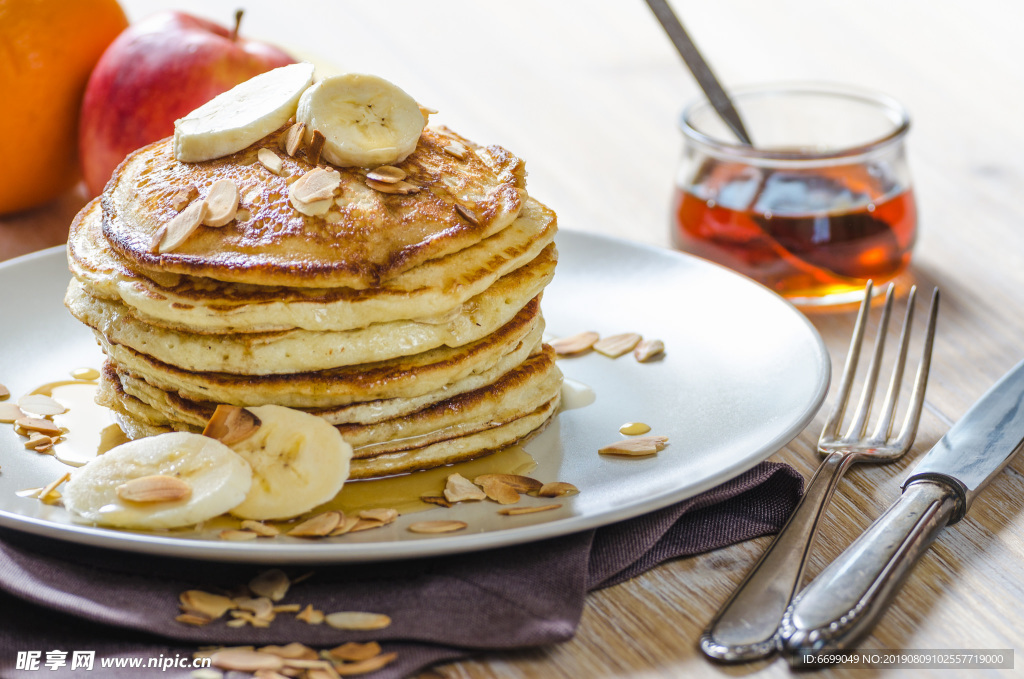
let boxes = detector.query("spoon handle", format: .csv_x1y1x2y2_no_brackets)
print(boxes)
644,0,753,145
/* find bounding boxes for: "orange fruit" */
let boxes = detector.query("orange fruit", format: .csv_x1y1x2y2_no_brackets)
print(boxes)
0,0,128,215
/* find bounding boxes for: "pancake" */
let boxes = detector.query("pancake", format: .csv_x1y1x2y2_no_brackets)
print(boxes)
71,196,557,333
65,247,555,374
98,350,562,480
102,126,525,289
93,298,544,409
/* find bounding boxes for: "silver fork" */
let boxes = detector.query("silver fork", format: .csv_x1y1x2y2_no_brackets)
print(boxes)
699,281,940,663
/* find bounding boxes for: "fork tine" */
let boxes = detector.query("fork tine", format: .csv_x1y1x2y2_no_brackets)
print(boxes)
844,284,895,440
870,285,918,441
894,287,940,449
820,281,874,442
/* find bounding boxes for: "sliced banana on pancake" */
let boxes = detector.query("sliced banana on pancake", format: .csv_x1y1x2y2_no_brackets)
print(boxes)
226,405,352,521
296,73,425,167
62,432,252,529
174,62,315,163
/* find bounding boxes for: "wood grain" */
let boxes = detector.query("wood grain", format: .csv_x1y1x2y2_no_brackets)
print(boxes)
4,1,1023,676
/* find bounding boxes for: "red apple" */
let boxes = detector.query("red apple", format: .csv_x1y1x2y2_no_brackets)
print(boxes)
79,10,295,195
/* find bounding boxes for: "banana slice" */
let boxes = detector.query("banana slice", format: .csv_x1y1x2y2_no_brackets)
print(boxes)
227,405,352,521
295,73,425,168
174,62,315,163
63,432,252,530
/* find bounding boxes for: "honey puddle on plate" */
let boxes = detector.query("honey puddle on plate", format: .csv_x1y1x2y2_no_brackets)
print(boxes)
31,370,127,467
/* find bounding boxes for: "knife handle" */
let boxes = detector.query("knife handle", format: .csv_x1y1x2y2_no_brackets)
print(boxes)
778,479,959,665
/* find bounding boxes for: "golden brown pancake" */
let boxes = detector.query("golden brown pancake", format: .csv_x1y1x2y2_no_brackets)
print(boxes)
102,126,525,289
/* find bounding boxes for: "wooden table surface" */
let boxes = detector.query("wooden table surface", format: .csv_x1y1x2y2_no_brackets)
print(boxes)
4,1,1023,676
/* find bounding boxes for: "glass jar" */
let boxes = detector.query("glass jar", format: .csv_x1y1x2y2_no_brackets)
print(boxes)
672,83,916,307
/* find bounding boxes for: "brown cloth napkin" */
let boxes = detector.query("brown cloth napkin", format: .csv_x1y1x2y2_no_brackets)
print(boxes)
0,461,801,678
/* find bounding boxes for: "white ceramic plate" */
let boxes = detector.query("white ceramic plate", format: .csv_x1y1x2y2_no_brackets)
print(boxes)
0,231,829,563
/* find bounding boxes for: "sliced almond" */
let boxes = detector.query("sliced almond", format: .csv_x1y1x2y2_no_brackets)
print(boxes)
296,604,324,625
366,165,406,184
211,649,284,673
24,433,53,450
292,167,342,203
549,331,600,356
203,179,240,227
593,332,643,358
259,644,317,661
365,178,420,195
284,121,307,157
473,474,543,493
219,529,259,541
249,569,291,602
307,130,326,165
229,610,270,628
258,147,284,175
443,141,469,159
157,199,208,253
180,590,236,620
14,417,61,436
0,402,26,423
175,613,213,626
454,203,480,225
324,611,392,631
39,473,69,502
498,504,561,516
33,442,54,455
444,473,486,503
619,422,652,435
537,482,579,497
116,475,191,503
408,520,468,534
288,511,343,537
478,477,520,505
0,383,8,399
333,652,398,676
241,520,280,537
599,435,670,457
633,338,665,362
171,184,199,211
328,515,361,536
328,642,382,663
235,596,275,620
419,495,452,508
203,405,261,445
357,508,398,524
347,518,386,533
17,394,66,416
16,487,43,499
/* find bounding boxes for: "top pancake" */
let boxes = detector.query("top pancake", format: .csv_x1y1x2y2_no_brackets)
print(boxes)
101,126,525,289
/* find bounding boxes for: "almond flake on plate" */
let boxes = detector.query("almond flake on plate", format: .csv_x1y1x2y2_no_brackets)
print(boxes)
634,338,665,362
599,435,669,457
536,482,579,497
240,520,279,537
593,332,643,358
549,331,600,356
444,473,486,503
498,504,561,516
473,473,543,492
408,520,468,534
14,417,61,436
0,402,24,423
17,393,66,416
477,477,520,505
288,511,342,537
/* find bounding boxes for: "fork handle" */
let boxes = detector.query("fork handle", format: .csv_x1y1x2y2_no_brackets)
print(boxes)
700,450,858,662
777,479,958,665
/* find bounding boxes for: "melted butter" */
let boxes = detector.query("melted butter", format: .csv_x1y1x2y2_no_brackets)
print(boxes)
619,422,652,435
560,378,596,411
31,380,127,467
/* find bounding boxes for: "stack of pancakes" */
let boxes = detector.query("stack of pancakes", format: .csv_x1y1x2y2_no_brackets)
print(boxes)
66,125,561,479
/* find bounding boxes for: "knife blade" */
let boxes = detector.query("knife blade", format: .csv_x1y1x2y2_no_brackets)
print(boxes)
778,358,1024,664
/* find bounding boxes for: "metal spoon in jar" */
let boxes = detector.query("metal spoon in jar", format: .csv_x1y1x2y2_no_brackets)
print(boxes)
644,0,753,146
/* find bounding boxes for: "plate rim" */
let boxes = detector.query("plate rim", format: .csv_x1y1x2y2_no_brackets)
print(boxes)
0,231,830,563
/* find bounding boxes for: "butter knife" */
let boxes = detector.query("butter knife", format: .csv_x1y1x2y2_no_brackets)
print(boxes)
778,358,1024,664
